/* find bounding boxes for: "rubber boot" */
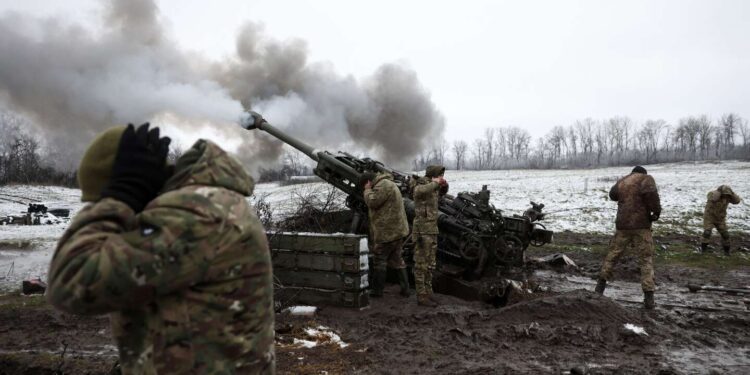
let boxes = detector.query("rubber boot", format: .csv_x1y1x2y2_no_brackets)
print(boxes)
417,294,438,307
397,268,411,297
594,279,606,295
643,291,655,310
723,245,731,256
700,243,708,253
370,269,385,298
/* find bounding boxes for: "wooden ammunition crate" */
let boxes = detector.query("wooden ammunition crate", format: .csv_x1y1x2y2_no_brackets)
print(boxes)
276,287,369,309
274,269,368,291
272,250,369,273
266,231,368,255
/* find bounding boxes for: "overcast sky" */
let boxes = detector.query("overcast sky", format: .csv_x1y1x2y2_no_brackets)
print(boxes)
1,0,748,142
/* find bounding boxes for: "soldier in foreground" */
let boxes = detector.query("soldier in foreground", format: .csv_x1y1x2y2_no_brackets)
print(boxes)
47,124,275,374
594,166,661,309
362,171,411,298
701,185,741,255
411,165,448,307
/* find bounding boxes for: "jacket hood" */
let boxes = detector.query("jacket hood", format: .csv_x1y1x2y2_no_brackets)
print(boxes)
425,165,445,178
163,140,254,196
373,172,394,185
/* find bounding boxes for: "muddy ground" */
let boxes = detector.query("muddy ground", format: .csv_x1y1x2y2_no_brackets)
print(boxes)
1,232,749,374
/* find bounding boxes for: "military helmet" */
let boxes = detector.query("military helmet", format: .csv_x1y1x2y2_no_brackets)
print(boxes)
425,165,445,178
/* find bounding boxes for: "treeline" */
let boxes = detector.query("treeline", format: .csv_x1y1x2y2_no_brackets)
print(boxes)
414,113,750,170
0,112,77,187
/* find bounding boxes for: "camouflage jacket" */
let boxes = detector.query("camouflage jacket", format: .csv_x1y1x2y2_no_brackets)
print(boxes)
609,172,661,230
364,173,409,243
412,177,440,234
704,186,741,222
47,140,275,375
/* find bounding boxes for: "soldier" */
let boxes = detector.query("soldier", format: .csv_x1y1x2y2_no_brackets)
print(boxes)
47,124,275,374
361,171,411,298
594,166,661,310
701,185,741,255
412,165,447,307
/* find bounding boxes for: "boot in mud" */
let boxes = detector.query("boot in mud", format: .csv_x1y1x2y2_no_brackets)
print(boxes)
700,243,709,253
417,294,437,307
594,279,607,295
397,268,411,297
643,291,655,310
723,245,731,256
370,269,385,298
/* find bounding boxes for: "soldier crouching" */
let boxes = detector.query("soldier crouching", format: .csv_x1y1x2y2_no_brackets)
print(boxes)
46,124,275,374
701,185,741,255
595,166,661,310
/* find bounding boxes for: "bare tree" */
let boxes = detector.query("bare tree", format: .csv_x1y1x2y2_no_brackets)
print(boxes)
452,140,468,170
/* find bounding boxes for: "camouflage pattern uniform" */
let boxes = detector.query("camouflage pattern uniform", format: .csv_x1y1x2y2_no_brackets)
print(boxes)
412,176,440,297
47,140,275,374
701,185,741,248
599,171,661,293
364,173,409,271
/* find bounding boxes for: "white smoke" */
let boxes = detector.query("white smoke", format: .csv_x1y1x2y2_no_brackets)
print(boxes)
0,0,444,171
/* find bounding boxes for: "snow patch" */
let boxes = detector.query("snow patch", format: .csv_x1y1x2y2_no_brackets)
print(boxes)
624,323,648,336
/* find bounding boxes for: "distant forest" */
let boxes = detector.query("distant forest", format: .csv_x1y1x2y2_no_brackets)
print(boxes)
412,114,750,171
2,110,749,187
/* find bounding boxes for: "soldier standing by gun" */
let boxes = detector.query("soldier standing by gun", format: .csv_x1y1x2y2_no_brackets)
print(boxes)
412,165,448,307
362,171,411,298
701,185,741,255
595,166,661,310
47,124,275,374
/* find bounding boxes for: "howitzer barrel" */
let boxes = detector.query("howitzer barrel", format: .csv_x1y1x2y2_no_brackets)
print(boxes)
239,111,319,162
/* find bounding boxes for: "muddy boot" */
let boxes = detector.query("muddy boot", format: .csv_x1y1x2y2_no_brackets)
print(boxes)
700,243,708,253
594,279,606,295
397,268,411,297
643,291,655,310
370,269,385,298
417,294,438,307
723,245,731,256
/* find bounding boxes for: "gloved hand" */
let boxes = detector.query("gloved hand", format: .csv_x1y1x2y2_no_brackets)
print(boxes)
101,123,171,213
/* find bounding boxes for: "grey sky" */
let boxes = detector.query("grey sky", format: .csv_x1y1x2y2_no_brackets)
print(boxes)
1,0,749,143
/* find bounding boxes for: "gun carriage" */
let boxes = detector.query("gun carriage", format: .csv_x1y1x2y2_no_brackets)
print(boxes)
240,112,553,280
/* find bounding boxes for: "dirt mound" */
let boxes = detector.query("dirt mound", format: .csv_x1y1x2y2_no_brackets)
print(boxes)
497,289,642,325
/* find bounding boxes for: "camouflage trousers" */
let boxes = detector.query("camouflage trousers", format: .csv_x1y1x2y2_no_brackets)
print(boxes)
372,238,406,271
599,229,655,292
413,234,437,296
701,219,730,246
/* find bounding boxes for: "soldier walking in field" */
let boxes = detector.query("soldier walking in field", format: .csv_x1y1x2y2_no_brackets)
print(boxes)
362,171,411,298
595,166,661,310
701,185,741,255
411,165,448,307
47,124,275,374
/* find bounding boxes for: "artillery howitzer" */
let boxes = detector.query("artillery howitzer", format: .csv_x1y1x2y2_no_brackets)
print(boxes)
240,112,553,279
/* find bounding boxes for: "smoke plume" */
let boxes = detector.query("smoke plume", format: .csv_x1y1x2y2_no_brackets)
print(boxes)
0,0,443,171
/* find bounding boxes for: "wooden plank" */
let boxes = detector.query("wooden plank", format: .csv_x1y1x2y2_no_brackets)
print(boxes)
272,250,369,273
266,232,367,255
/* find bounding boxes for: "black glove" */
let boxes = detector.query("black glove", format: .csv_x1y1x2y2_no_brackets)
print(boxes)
101,123,171,213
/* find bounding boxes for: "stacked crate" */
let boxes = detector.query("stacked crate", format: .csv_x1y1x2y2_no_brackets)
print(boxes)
267,232,370,309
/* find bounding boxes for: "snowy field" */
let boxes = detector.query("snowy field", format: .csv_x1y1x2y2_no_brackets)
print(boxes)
1,161,749,289
254,160,750,235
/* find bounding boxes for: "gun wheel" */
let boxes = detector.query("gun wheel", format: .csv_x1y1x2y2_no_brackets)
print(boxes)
459,237,484,262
